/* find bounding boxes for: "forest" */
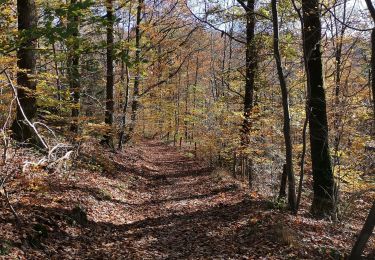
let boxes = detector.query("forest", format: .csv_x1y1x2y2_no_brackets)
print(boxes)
0,0,374,259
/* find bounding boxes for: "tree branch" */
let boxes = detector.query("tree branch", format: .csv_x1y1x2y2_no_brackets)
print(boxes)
139,46,208,97
365,0,375,22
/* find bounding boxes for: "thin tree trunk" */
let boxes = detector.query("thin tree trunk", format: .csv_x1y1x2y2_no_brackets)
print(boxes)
127,0,143,142
52,42,62,104
221,30,227,96
302,0,335,217
68,0,81,133
332,0,347,175
241,0,256,145
176,68,181,136
104,0,114,147
118,5,132,149
209,32,218,101
372,29,375,132
192,55,199,140
349,201,375,259
279,164,287,198
185,60,189,141
296,111,309,212
365,0,375,129
372,29,375,131
271,0,296,212
11,0,37,142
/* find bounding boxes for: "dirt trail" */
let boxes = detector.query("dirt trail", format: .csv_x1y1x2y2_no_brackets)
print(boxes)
106,141,261,259
67,141,278,259
4,141,356,259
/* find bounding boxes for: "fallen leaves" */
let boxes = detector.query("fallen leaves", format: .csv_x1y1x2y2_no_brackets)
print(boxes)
0,141,374,259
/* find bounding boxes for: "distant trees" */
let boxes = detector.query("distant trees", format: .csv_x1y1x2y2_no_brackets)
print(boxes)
302,0,335,216
11,0,37,142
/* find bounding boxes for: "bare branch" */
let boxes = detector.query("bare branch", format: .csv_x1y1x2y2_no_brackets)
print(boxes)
4,70,49,150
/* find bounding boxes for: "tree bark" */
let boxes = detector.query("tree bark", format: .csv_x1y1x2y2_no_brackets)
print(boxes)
127,0,143,142
332,1,347,167
11,0,37,142
302,0,335,217
68,0,81,133
349,201,375,259
372,29,375,131
240,0,256,145
185,60,189,141
104,0,114,147
118,4,132,149
365,0,375,129
278,164,287,198
271,0,296,212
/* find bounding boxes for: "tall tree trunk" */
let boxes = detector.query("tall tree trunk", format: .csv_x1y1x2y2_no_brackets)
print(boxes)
176,69,181,137
240,0,256,145
278,164,287,198
52,42,62,104
104,0,114,147
68,0,81,133
118,61,130,148
221,31,227,95
185,60,189,141
365,0,375,129
209,32,218,101
302,0,335,217
127,0,143,142
271,0,296,212
372,29,375,132
192,55,199,141
11,0,37,142
349,201,375,259
331,0,347,175
118,5,132,149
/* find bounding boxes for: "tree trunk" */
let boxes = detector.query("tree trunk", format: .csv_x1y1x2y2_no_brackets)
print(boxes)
118,5,132,149
127,0,143,142
11,0,37,142
371,28,375,131
302,0,335,217
278,164,287,198
104,0,114,147
365,0,375,131
185,60,189,141
349,201,375,259
271,0,296,212
241,0,256,145
176,69,181,136
68,0,81,133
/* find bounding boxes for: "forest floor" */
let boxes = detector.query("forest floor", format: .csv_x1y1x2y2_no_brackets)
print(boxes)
0,140,374,259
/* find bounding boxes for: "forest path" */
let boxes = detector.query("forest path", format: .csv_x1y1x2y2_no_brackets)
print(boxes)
5,141,360,259
7,141,291,259
84,141,272,259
